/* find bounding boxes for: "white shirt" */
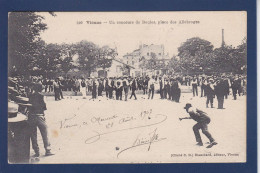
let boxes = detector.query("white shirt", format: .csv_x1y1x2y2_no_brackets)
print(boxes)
148,79,155,89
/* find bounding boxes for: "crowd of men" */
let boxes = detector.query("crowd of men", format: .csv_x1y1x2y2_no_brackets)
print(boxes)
9,73,247,109
39,75,182,102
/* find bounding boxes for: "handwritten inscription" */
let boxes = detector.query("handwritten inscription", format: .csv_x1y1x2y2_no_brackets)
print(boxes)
117,128,167,158
57,110,167,145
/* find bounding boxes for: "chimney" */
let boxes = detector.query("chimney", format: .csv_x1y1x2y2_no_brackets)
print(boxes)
222,29,225,47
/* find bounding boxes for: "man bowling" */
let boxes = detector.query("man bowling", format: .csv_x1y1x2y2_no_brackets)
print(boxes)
179,103,217,148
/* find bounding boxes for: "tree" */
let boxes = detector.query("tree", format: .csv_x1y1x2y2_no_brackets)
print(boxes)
212,45,234,73
34,43,62,77
146,52,158,70
167,56,182,73
234,37,247,73
97,46,116,71
178,37,213,57
8,12,48,76
72,41,116,76
60,57,74,75
58,43,77,75
177,37,214,74
73,40,99,76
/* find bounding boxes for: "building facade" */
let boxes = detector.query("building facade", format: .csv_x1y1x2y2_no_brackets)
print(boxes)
123,44,170,77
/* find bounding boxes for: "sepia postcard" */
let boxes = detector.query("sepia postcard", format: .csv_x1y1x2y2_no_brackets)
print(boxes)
8,11,247,164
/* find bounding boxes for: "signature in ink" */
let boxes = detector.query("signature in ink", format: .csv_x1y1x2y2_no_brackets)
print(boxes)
117,128,166,158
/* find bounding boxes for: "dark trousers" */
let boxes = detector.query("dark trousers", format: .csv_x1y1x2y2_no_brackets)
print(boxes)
76,86,80,92
167,89,171,100
59,89,63,99
225,93,228,99
44,85,48,92
238,87,242,96
225,88,229,99
54,88,60,100
130,89,137,99
29,115,51,153
201,86,205,97
164,88,168,99
143,86,147,95
217,95,224,109
173,89,181,102
98,88,103,96
160,88,164,99
116,89,122,100
108,87,113,99
148,88,154,99
193,121,214,143
105,89,109,98
192,84,198,96
124,87,129,101
92,89,97,99
88,86,93,92
232,88,238,100
206,95,214,107
176,90,181,102
49,85,53,92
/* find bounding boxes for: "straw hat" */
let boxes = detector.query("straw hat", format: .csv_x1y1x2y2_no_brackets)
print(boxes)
8,101,27,123
14,96,32,106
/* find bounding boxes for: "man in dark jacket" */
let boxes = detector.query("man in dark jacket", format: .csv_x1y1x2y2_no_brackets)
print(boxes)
159,77,164,99
53,78,60,101
180,103,217,148
98,78,104,97
171,79,181,102
122,76,129,101
231,77,240,100
129,77,137,100
58,78,64,99
28,83,54,157
215,78,225,109
223,77,230,99
108,77,114,99
143,77,148,95
115,77,123,100
206,79,215,108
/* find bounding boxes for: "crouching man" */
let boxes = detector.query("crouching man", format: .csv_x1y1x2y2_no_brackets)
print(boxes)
179,103,217,148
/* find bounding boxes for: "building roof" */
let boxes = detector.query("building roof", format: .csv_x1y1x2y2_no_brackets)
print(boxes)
123,53,133,57
112,58,135,69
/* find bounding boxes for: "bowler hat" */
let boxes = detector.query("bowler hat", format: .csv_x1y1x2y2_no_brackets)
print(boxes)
184,103,192,110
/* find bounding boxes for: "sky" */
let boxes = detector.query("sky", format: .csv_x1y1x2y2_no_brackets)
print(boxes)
39,11,247,58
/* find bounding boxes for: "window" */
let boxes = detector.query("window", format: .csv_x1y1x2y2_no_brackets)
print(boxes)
147,52,149,56
159,53,161,55
135,71,141,77
116,65,121,72
132,61,134,65
127,61,128,64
